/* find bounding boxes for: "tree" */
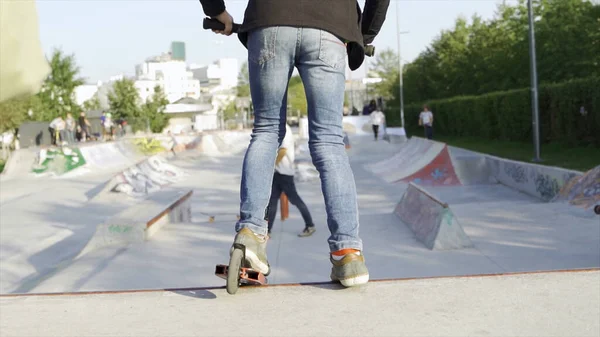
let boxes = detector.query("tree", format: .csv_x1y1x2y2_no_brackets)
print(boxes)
393,0,599,106
236,62,250,97
367,48,399,100
287,76,307,116
141,85,170,133
33,48,85,121
0,96,35,133
108,78,144,131
219,98,238,122
108,78,141,119
82,95,101,111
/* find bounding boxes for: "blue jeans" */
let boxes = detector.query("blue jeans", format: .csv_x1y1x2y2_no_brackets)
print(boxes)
267,172,314,232
424,125,433,139
235,27,362,252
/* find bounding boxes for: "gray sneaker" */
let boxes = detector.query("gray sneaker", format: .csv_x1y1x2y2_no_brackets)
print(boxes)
298,226,316,237
330,252,369,287
230,227,270,276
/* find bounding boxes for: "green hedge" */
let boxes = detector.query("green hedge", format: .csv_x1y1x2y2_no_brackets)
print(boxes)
385,77,600,146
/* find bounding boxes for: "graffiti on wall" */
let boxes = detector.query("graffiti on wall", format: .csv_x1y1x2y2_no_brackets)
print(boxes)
394,183,472,250
534,173,561,201
32,146,86,175
503,162,528,184
489,157,580,202
394,184,440,247
553,165,600,209
111,156,185,197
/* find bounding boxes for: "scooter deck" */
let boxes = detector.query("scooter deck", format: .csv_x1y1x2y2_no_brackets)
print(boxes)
215,264,268,286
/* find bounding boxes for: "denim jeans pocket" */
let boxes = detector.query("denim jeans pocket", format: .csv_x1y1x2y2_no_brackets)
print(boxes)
318,30,347,71
248,27,279,65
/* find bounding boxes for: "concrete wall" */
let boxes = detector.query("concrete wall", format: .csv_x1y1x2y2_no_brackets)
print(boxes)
487,156,581,201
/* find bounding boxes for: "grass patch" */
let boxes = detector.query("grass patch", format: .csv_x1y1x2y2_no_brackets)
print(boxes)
0,159,4,174
434,135,599,172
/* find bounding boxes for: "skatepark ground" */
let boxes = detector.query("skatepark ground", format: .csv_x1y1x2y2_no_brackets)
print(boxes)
0,130,598,336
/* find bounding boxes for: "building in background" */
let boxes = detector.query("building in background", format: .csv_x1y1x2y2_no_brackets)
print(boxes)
74,84,100,107
189,58,238,116
163,97,215,134
189,58,238,94
170,41,186,61
134,41,200,103
74,44,242,133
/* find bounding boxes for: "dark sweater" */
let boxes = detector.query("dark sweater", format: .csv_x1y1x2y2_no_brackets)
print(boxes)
198,0,390,70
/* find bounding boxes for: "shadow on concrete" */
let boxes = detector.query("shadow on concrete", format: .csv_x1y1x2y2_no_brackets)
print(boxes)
170,288,217,300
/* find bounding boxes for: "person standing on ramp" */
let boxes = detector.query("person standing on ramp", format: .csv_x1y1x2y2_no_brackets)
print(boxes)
199,0,390,287
266,123,316,238
369,105,386,141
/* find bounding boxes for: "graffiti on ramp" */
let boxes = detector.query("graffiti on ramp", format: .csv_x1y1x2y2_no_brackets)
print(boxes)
553,165,600,210
32,146,86,176
396,146,461,186
394,183,472,250
111,156,185,197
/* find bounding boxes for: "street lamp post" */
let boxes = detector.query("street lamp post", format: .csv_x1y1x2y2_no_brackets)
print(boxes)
396,1,409,129
527,0,542,162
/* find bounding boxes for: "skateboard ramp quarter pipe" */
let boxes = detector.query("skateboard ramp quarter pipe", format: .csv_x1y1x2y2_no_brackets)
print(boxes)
367,137,445,183
367,137,461,186
198,130,251,156
396,144,461,186
0,147,37,180
394,182,473,250
77,141,142,171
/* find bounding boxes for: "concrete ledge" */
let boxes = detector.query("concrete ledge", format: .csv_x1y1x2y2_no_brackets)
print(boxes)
1,270,597,336
78,189,192,257
394,182,473,250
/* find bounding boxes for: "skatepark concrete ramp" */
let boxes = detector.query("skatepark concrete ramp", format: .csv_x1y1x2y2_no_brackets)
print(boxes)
78,189,192,258
486,155,581,202
0,147,38,180
77,140,144,171
2,140,146,181
368,136,584,203
92,155,186,199
2,146,88,178
198,130,251,156
367,137,462,186
552,165,600,210
1,270,598,336
394,182,473,250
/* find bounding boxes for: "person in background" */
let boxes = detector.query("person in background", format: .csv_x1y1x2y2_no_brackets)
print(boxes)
104,112,114,141
362,99,377,116
65,113,76,144
266,123,316,238
78,112,91,142
419,104,434,139
2,131,14,160
48,116,65,146
100,111,107,140
369,105,386,141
